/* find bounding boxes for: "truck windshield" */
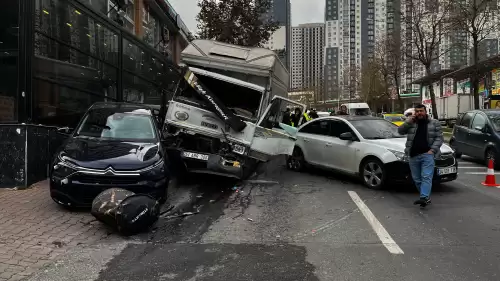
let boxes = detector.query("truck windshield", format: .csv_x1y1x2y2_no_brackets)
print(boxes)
174,74,262,122
352,108,371,116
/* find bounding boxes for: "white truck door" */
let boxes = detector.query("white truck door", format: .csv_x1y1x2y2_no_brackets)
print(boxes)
249,96,306,161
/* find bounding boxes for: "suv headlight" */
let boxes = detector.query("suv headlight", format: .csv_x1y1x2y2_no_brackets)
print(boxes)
143,159,165,178
388,149,408,162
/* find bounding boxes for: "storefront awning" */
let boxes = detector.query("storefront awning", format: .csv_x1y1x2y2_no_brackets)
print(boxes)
443,54,500,81
411,69,457,85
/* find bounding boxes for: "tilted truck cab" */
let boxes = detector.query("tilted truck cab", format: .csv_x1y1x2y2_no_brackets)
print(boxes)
163,40,305,179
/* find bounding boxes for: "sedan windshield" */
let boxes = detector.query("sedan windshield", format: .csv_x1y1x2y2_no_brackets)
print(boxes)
384,115,404,122
351,119,405,139
75,109,157,141
486,112,500,131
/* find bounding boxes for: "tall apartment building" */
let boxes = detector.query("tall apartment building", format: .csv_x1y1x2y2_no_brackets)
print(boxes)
263,0,292,70
291,23,325,100
324,0,400,100
400,0,469,94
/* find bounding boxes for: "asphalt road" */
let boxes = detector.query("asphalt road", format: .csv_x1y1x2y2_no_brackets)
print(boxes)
29,156,500,281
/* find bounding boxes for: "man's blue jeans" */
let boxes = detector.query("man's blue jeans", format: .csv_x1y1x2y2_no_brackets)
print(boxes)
409,153,435,198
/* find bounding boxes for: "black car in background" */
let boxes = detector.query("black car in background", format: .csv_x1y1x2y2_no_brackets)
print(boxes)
49,102,169,208
450,109,500,166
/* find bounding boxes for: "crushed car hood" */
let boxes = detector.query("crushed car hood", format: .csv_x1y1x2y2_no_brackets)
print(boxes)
59,137,161,170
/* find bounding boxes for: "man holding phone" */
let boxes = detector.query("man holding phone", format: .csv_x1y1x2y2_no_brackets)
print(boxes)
398,104,443,207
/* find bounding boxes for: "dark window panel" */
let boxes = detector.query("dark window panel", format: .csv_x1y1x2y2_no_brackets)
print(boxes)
0,0,20,122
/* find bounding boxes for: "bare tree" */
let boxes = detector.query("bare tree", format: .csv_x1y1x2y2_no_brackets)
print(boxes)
374,34,403,109
196,0,278,47
360,61,387,106
450,0,500,109
402,0,454,118
341,64,362,103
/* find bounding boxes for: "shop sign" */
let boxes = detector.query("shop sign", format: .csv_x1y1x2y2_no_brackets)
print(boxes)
443,78,454,97
492,68,500,95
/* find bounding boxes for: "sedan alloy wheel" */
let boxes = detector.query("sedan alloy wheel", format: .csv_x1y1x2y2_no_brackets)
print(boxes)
361,159,386,189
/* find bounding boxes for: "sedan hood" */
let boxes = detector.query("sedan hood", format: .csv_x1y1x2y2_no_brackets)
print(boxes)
365,137,454,154
59,137,161,170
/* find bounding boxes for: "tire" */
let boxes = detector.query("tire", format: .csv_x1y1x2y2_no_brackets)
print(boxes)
360,158,386,190
287,147,305,172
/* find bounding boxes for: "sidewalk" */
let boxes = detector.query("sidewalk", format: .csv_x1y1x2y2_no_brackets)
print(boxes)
0,181,115,281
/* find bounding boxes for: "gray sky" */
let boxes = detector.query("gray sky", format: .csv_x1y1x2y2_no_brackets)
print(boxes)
168,0,325,34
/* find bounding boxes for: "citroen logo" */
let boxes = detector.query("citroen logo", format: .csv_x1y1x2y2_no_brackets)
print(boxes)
104,166,117,175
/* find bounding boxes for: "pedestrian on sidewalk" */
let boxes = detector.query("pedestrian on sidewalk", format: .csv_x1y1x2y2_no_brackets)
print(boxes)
398,104,443,207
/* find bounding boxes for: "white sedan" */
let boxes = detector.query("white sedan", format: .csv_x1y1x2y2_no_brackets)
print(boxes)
287,116,458,189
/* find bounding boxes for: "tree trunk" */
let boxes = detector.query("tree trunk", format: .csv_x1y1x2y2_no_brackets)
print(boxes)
394,76,403,110
426,67,439,119
472,36,480,109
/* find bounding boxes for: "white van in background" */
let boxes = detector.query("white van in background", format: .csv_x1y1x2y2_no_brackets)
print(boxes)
341,103,371,116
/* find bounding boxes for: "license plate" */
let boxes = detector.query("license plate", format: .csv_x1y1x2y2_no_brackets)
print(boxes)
182,152,209,161
438,167,457,175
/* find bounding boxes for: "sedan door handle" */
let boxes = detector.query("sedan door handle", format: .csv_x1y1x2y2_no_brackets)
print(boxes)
304,139,310,142
326,143,333,147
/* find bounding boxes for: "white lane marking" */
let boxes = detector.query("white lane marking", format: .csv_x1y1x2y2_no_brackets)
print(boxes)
347,191,404,255
463,172,500,175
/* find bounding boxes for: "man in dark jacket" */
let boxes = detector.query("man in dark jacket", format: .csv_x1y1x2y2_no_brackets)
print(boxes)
398,104,443,207
282,108,293,126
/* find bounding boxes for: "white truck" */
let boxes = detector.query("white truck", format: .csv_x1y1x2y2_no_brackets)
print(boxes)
163,40,305,179
432,94,482,127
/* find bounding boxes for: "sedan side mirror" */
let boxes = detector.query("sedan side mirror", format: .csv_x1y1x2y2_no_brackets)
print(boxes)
339,132,355,141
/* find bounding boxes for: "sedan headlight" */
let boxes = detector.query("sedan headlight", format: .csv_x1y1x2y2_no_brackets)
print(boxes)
388,149,408,162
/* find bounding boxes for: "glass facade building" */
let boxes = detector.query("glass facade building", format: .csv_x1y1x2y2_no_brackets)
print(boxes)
0,0,190,188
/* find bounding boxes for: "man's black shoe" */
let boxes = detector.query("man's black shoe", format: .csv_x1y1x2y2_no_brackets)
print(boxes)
414,197,431,206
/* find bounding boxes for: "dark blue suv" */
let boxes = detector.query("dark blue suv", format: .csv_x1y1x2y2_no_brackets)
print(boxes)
450,110,500,166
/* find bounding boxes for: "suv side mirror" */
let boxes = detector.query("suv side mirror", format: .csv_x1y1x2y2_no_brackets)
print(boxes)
57,127,72,135
474,126,485,132
339,132,355,141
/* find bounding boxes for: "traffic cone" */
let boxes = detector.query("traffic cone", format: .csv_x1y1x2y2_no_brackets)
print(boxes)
481,159,500,187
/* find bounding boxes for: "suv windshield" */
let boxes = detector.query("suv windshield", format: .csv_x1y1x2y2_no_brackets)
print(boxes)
351,119,405,139
486,112,500,131
75,109,157,142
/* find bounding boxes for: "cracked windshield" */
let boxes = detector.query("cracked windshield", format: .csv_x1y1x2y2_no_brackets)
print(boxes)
1,0,499,280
